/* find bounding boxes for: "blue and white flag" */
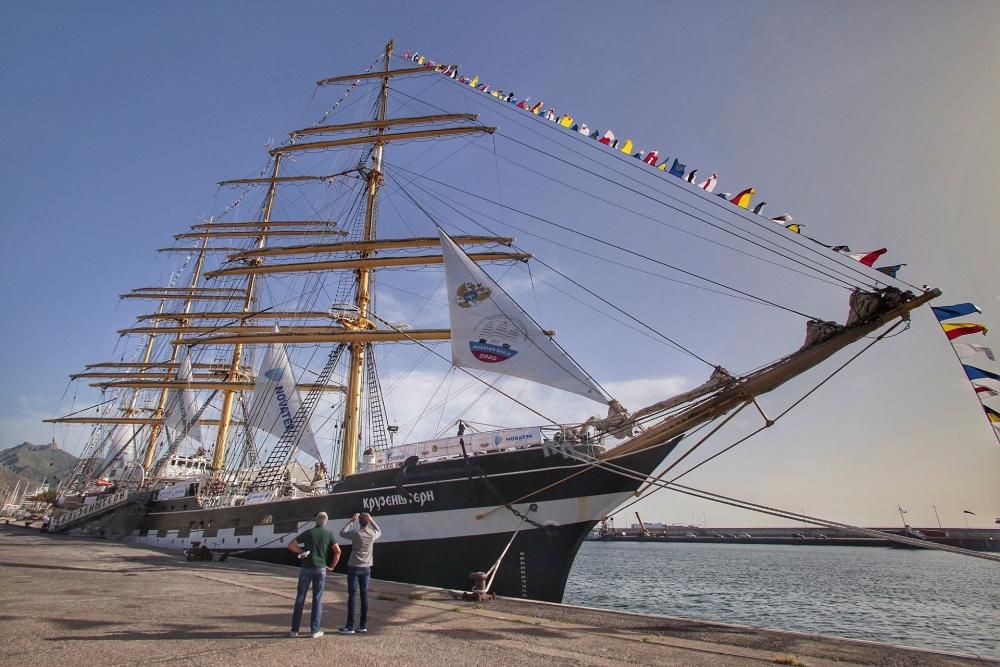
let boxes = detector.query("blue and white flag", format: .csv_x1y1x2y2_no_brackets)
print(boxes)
932,303,982,322
248,343,322,461
438,229,608,403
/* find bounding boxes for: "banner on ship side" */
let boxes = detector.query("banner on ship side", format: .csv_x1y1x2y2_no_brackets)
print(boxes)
247,343,323,462
375,427,544,466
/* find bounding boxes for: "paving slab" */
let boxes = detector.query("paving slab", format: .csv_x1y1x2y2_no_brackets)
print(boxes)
0,526,992,666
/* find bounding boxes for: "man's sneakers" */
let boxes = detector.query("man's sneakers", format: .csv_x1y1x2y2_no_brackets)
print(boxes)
356,627,368,633
338,626,355,635
289,631,299,638
311,631,324,639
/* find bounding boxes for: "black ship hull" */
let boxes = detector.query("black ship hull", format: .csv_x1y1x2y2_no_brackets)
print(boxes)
104,438,680,602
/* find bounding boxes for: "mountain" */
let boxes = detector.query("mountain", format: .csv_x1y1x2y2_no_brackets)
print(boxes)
0,442,78,487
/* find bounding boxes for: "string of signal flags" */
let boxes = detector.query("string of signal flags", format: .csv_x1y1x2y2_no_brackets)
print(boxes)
398,49,997,445
932,303,999,444
401,48,904,279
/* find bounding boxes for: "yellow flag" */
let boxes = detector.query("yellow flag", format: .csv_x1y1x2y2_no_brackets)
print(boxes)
657,162,668,171
469,75,479,87
558,115,573,128
417,56,426,65
620,139,634,154
786,223,801,234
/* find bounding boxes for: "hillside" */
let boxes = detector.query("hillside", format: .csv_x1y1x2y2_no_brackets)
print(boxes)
0,441,78,486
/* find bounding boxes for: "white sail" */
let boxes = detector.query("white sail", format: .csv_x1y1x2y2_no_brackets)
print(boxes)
100,423,134,468
247,342,323,461
163,350,203,444
438,228,608,403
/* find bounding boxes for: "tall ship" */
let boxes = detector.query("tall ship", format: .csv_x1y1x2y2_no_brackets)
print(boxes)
47,41,946,602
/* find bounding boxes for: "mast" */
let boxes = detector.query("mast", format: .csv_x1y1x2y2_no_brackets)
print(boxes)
341,39,393,477
141,237,211,471
210,155,282,471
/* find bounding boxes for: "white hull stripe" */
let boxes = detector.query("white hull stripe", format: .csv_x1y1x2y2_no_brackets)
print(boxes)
132,491,631,550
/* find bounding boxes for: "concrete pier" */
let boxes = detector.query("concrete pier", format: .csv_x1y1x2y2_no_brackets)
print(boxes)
0,526,992,666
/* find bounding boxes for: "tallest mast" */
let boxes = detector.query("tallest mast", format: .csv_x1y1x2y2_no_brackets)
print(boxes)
340,39,393,477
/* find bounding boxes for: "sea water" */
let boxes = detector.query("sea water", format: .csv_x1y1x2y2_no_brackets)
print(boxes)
564,541,1000,659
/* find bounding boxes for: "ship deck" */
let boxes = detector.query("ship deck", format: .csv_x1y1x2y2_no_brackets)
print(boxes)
1,524,991,666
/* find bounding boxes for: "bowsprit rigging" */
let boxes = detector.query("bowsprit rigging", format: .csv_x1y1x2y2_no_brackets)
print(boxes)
44,40,956,602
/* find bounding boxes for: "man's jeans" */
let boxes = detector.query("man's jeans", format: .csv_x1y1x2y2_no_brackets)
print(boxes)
346,565,371,629
291,566,327,634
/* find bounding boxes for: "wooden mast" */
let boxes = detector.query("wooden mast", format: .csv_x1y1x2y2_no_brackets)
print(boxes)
141,237,212,471
341,39,393,478
210,155,282,471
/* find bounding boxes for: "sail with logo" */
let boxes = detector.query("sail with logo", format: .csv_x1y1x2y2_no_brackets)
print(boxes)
438,228,609,403
246,341,323,461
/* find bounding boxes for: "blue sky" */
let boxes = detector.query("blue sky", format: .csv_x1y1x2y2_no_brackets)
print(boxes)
1,1,998,527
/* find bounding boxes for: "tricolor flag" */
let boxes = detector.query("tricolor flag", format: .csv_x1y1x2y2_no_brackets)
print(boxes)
941,322,988,340
516,98,530,109
770,213,793,224
932,303,982,322
697,173,718,192
530,101,544,114
875,264,906,278
599,130,615,145
685,169,698,183
643,150,659,165
752,202,767,215
619,138,634,154
730,188,757,208
954,343,995,361
964,364,1000,382
668,159,686,178
847,248,888,267
786,223,803,234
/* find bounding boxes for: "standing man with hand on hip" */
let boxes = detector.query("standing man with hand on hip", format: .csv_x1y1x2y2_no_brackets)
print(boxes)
288,511,341,638
338,512,381,634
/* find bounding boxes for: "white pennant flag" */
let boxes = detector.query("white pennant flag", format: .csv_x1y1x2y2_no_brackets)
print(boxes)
438,229,607,403
248,343,323,461
953,342,995,362
164,350,203,444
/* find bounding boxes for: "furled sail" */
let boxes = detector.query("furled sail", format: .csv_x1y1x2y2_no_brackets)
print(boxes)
247,342,323,461
438,228,608,403
163,350,204,444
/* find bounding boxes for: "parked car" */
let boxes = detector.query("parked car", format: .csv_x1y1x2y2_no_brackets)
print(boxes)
815,533,828,539
792,533,807,538
738,533,752,538
684,532,698,538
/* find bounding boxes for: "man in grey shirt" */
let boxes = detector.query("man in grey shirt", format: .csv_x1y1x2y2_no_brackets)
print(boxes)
338,512,381,634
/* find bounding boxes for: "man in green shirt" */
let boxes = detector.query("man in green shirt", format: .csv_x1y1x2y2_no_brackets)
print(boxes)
288,511,341,638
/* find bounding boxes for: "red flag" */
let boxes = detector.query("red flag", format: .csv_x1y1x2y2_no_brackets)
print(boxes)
847,249,888,267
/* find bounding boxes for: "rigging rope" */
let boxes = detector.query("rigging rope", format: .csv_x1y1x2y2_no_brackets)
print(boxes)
431,77,887,291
